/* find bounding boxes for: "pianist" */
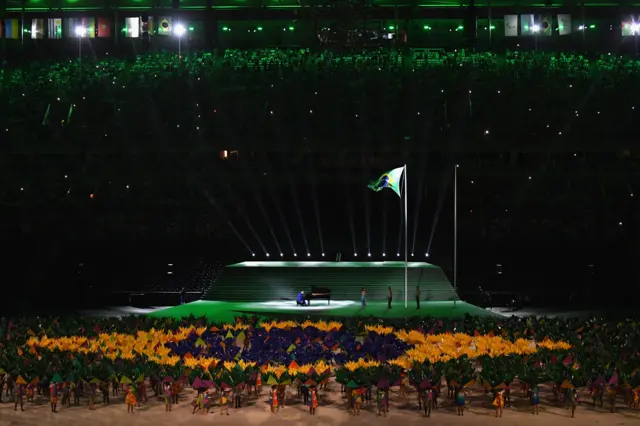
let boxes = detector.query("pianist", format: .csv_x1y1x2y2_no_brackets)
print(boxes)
296,291,307,306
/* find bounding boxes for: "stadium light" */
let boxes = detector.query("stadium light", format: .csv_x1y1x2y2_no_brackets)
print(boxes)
252,253,255,257
532,24,540,32
354,253,357,256
280,253,283,257
426,253,430,257
322,253,325,257
174,24,186,36
632,23,640,34
397,253,400,257
368,253,371,257
383,253,386,256
294,253,297,257
307,253,310,257
266,253,270,257
75,26,86,37
174,24,186,58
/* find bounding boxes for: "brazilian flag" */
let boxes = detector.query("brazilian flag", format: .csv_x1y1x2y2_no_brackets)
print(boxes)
368,167,405,197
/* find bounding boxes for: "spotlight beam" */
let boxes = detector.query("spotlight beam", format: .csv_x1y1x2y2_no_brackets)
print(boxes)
241,154,282,256
411,169,425,256
426,162,453,258
344,160,357,257
308,158,325,257
290,185,310,257
201,188,254,256
218,179,268,256
382,195,388,259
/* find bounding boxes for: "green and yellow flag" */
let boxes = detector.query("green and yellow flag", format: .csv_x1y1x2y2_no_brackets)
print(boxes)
368,167,404,197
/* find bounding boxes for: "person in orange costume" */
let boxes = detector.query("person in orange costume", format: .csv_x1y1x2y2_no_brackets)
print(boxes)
308,386,318,415
125,385,137,414
493,390,504,417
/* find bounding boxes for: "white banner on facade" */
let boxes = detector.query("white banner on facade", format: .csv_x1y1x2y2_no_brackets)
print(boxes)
504,15,518,36
558,14,572,35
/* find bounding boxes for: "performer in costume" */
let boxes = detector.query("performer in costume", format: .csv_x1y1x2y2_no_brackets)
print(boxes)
26,383,35,403
296,291,307,306
455,388,466,416
529,385,540,415
423,388,434,417
14,383,24,411
49,382,58,412
361,288,367,309
220,391,229,415
126,385,137,413
269,385,278,414
308,385,318,415
193,391,204,414
203,391,211,413
493,390,504,417
568,388,578,418
164,383,172,411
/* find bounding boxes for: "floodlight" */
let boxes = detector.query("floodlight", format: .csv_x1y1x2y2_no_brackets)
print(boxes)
174,24,186,36
75,26,86,37
532,24,540,32
266,253,270,257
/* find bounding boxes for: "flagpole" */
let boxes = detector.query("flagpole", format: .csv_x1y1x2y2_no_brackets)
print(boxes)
453,164,458,309
404,165,408,309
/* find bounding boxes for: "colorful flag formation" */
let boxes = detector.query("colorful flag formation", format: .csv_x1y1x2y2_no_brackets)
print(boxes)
368,167,405,197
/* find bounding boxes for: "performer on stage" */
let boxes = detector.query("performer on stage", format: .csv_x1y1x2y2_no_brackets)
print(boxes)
296,291,307,306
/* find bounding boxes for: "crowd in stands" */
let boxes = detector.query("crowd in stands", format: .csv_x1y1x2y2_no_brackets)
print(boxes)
0,48,637,244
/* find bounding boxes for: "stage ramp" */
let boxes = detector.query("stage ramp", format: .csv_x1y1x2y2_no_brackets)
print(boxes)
202,261,459,302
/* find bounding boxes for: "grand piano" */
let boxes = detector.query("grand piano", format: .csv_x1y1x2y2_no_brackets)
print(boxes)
305,286,331,305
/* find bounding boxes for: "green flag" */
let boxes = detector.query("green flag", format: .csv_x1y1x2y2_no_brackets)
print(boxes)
368,167,405,197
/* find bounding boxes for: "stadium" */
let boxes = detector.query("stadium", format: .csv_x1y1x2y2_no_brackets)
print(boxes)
1,0,640,421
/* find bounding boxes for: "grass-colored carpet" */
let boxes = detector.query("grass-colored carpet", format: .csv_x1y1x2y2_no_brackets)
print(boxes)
148,300,496,322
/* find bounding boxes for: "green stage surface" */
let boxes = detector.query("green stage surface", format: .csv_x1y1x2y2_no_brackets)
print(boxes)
148,300,496,323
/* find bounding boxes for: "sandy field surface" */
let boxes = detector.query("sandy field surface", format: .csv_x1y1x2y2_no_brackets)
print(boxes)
1,381,639,426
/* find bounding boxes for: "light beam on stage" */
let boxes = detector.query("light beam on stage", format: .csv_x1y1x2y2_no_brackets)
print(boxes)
345,170,358,260
426,164,451,262
382,196,388,261
307,157,325,260
201,188,255,257
291,186,311,259
411,172,425,257
264,163,297,258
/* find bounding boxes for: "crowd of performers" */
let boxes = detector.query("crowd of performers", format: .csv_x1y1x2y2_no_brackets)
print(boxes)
2,370,637,418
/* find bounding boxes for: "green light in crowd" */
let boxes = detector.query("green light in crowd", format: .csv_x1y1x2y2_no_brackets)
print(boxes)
257,26,263,31
423,25,431,30
490,25,495,30
589,24,596,29
222,26,229,31
388,25,395,30
289,26,294,31
456,25,464,31
188,26,194,31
